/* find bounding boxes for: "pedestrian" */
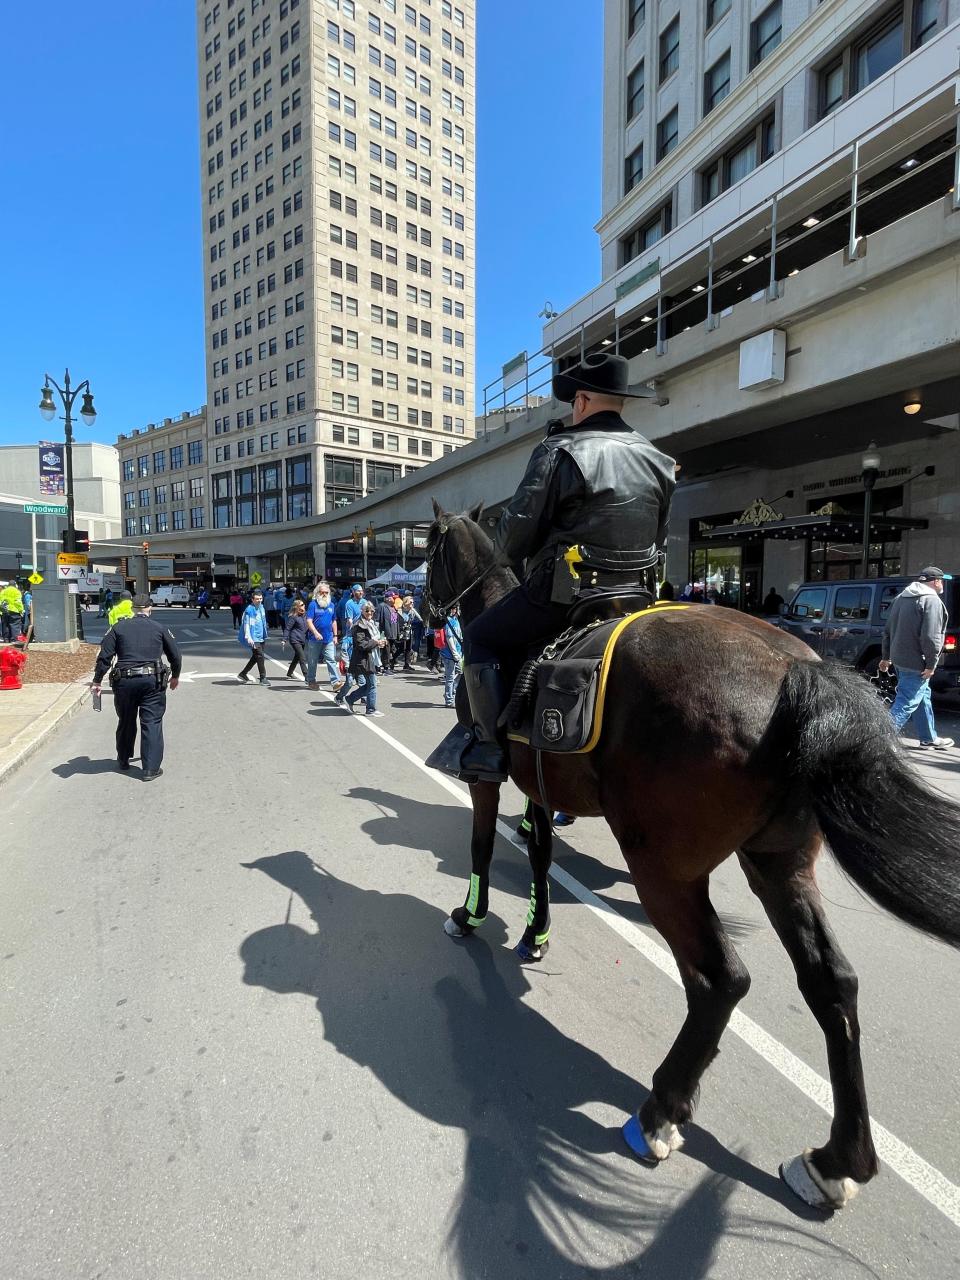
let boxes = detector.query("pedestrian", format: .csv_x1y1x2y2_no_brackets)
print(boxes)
761,586,785,614
282,598,309,679
0,581,24,642
196,586,210,619
91,593,182,780
108,590,135,627
879,566,954,749
659,579,675,601
237,588,271,686
263,584,278,631
229,589,244,628
341,582,366,633
441,605,463,707
276,584,294,634
396,595,422,670
98,587,113,619
376,591,400,672
344,600,387,717
22,587,32,639
305,580,343,692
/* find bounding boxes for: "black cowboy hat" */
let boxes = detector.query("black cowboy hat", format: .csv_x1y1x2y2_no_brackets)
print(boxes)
552,352,647,403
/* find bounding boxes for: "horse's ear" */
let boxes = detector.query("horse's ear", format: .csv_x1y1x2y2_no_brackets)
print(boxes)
468,500,484,524
431,497,445,520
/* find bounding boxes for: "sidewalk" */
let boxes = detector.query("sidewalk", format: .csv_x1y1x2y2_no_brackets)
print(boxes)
0,681,91,786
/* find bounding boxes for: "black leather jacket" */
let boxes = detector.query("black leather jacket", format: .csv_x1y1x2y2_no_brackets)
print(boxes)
494,411,676,601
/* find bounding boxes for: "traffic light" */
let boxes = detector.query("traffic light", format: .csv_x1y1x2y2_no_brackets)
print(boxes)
142,541,150,554
62,530,90,553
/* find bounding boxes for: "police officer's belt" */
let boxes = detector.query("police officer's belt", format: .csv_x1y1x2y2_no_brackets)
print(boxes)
116,664,159,679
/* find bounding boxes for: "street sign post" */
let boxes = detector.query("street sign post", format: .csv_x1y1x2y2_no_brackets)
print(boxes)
24,503,68,516
57,564,87,581
57,552,89,568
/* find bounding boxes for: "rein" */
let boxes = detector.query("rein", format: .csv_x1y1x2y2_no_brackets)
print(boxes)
425,520,498,616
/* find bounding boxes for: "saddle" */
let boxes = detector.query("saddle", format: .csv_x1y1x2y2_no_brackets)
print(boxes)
505,599,688,754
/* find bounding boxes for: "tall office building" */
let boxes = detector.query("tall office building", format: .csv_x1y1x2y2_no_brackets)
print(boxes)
197,0,475,578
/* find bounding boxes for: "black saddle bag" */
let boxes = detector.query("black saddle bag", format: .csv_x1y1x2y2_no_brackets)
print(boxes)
529,657,601,752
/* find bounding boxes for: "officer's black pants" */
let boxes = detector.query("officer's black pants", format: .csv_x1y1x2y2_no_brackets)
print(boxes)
464,584,570,665
114,676,166,771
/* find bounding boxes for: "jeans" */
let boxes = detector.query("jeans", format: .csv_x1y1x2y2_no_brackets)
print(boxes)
442,652,461,705
890,668,937,742
306,637,341,685
347,669,378,712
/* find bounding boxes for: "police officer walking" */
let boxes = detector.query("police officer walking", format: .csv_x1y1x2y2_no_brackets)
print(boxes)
92,593,182,780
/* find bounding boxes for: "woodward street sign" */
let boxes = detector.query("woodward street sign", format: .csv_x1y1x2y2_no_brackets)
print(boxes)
24,503,68,516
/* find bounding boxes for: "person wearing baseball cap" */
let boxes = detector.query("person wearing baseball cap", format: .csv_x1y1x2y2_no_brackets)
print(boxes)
880,566,954,749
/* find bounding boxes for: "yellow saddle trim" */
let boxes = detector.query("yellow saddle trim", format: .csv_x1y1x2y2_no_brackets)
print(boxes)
507,602,690,754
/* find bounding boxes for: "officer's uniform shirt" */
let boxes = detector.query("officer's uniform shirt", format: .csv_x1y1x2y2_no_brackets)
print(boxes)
94,613,182,685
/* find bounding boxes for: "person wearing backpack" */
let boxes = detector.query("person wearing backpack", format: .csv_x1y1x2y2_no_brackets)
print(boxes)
237,589,270,686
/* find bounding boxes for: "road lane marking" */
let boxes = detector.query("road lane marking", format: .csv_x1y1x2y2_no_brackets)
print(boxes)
279,661,960,1229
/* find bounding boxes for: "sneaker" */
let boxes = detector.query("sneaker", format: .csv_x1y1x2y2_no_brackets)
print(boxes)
366,710,385,718
553,812,576,828
334,692,345,705
332,679,345,692
237,673,250,683
259,678,271,687
308,682,321,691
915,736,954,750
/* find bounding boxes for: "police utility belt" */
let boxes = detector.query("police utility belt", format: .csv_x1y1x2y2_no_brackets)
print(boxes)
539,543,662,605
110,661,170,689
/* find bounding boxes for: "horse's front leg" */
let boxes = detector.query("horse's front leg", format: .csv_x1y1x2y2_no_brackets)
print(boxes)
516,802,553,962
444,780,500,938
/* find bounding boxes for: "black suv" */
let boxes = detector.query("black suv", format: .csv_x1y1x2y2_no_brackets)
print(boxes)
778,576,960,697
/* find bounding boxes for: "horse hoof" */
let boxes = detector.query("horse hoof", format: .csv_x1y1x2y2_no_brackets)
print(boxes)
515,938,549,963
622,1115,683,1165
443,916,469,939
780,1151,860,1210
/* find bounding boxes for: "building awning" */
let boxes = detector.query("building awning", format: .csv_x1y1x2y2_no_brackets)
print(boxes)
698,514,929,542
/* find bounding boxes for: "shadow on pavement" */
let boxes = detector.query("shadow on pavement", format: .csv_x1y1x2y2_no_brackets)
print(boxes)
52,756,139,778
239,852,851,1279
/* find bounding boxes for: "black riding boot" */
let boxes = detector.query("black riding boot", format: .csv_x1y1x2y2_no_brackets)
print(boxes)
461,662,509,782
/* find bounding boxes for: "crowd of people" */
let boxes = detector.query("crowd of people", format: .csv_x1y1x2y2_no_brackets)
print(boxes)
233,580,462,717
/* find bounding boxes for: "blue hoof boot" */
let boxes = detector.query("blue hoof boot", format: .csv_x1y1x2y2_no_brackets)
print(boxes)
515,937,548,963
622,1115,659,1166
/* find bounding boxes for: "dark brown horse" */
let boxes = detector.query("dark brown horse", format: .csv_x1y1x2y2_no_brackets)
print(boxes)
425,503,960,1212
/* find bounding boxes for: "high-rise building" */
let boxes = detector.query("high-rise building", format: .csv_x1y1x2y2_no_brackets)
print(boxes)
197,0,475,578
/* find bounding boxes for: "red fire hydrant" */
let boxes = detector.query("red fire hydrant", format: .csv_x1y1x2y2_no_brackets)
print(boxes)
0,646,27,690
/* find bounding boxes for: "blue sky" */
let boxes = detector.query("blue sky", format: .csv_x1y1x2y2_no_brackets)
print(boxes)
0,1,601,448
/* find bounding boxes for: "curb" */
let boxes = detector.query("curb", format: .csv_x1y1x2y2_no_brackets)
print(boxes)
0,682,92,788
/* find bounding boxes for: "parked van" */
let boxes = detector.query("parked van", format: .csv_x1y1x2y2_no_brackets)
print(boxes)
778,575,960,696
149,584,191,607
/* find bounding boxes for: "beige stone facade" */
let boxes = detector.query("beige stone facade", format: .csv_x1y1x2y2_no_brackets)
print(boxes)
197,0,475,563
115,412,209,541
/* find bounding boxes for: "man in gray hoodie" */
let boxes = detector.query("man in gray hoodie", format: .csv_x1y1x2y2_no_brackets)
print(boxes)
879,565,953,749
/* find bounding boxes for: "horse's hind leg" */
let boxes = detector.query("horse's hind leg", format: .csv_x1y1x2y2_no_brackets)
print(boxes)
739,842,879,1209
516,803,552,963
621,870,751,1162
445,780,500,939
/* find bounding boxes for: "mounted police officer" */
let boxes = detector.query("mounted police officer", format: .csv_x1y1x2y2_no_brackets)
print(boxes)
456,352,676,782
92,593,182,780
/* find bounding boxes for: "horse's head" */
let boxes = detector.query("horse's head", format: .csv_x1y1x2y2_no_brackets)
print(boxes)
424,498,488,620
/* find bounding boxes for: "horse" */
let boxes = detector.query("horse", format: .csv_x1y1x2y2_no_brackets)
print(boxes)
423,501,960,1212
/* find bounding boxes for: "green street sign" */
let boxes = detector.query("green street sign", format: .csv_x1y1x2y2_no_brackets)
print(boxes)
24,503,68,515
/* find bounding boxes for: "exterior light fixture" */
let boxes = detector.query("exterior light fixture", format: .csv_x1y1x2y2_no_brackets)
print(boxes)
788,267,800,277
79,391,97,426
692,284,705,293
601,337,613,346
39,384,57,421
903,397,923,415
640,315,653,323
742,253,757,264
802,216,820,228
900,157,919,170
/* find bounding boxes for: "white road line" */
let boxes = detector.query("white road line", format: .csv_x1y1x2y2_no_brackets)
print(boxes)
272,653,960,1229
181,629,200,638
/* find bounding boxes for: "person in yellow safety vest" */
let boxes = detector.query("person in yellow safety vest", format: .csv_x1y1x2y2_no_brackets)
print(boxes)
107,591,135,627
0,582,25,642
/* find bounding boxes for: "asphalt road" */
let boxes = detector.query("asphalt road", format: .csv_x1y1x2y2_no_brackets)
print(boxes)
2,608,959,1279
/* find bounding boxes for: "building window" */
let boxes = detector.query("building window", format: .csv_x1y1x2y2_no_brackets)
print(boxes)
190,477,204,498
138,456,150,477
750,1,781,70
619,202,672,265
704,51,730,115
156,512,169,532
125,518,136,536
707,0,731,30
627,0,645,38
139,488,150,508
656,107,678,162
700,112,776,204
190,507,205,529
123,459,135,481
658,17,679,84
819,3,938,120
153,450,165,473
624,144,643,193
173,509,185,530
188,440,204,465
170,445,184,469
626,61,644,120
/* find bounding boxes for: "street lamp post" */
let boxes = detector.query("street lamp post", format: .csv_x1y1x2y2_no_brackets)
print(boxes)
860,441,881,578
39,369,97,639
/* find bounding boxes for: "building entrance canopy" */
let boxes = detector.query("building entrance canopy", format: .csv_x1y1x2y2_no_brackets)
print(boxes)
699,513,928,541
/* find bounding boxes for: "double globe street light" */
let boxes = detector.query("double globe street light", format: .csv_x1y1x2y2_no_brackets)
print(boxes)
39,370,97,639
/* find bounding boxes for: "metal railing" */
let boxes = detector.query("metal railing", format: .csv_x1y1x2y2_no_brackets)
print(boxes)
478,66,960,438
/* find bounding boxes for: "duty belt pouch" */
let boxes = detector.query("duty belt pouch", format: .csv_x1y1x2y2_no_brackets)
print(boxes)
530,657,601,752
157,663,170,691
549,553,580,606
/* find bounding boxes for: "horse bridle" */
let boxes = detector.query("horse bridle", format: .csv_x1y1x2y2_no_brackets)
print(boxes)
424,517,497,617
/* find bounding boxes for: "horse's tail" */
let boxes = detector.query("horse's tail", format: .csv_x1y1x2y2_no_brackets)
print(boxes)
770,658,960,949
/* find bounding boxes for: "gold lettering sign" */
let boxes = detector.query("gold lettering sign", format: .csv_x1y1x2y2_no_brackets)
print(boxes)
733,498,783,527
